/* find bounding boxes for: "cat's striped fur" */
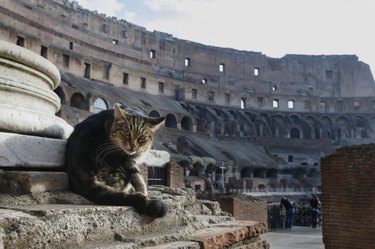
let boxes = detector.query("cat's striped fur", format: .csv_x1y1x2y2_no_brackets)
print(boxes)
65,105,167,218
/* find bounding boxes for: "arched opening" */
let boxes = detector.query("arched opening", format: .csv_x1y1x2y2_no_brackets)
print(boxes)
240,167,252,178
290,128,301,139
93,97,108,113
70,92,88,110
181,116,193,131
165,113,177,128
149,110,161,117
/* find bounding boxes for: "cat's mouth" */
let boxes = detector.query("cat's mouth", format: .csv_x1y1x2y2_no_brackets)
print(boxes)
125,150,137,155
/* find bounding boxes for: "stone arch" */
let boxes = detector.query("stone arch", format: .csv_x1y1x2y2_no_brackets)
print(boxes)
320,116,333,139
181,116,193,131
335,116,350,139
165,113,177,128
290,113,312,139
290,127,301,139
256,119,272,137
305,115,320,139
354,116,367,138
149,110,161,117
271,114,287,138
224,120,237,136
92,97,108,113
70,92,88,110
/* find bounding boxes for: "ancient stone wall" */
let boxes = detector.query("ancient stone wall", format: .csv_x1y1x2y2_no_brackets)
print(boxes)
217,195,268,228
0,0,374,112
321,144,375,249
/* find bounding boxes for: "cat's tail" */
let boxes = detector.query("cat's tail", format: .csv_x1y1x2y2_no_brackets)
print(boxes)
80,186,168,218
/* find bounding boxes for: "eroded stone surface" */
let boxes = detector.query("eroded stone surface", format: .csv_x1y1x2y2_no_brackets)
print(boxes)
0,187,267,249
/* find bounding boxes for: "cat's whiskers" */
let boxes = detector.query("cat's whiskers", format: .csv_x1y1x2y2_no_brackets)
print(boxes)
96,141,123,163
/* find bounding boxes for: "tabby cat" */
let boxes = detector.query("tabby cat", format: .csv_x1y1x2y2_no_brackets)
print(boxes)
65,105,167,218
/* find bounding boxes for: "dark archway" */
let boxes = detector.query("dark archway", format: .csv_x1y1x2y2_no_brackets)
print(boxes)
165,113,177,128
181,116,193,131
70,92,88,110
290,128,301,139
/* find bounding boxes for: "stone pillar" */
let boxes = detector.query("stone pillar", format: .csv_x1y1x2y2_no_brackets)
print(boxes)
0,40,72,138
0,40,73,194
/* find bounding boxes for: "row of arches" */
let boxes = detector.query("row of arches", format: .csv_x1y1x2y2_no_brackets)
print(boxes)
58,88,375,141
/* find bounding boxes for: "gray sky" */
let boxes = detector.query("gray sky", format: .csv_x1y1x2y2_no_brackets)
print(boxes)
76,0,375,75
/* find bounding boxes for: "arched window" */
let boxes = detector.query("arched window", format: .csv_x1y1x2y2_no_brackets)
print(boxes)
70,92,87,110
165,114,177,128
93,98,108,113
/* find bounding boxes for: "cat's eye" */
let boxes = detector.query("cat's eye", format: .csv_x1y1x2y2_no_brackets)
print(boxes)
138,135,147,141
122,130,130,137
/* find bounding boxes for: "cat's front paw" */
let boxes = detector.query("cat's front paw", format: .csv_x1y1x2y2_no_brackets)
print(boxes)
144,199,168,218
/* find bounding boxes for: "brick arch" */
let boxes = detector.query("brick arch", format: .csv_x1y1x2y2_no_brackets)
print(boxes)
165,113,178,128
181,116,193,131
70,92,89,110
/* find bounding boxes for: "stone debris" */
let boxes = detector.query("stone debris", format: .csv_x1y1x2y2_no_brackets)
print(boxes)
0,187,268,249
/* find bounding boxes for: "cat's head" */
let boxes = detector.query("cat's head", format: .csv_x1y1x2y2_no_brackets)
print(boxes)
111,105,165,156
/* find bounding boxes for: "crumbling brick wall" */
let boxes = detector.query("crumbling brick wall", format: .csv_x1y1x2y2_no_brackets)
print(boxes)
321,144,375,249
218,195,268,228
167,161,185,188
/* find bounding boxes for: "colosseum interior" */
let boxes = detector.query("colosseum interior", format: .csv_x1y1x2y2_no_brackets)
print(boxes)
1,0,375,196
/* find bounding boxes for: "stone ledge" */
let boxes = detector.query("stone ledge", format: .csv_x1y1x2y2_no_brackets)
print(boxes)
0,171,68,194
190,220,267,249
144,241,200,249
0,132,66,168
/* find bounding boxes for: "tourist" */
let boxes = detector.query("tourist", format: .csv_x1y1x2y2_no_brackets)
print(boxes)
309,195,321,228
280,197,294,229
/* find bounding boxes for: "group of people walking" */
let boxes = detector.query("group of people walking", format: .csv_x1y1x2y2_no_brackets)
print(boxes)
279,195,321,229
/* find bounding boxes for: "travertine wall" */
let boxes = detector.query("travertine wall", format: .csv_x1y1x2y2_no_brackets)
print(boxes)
1,0,374,112
321,144,375,249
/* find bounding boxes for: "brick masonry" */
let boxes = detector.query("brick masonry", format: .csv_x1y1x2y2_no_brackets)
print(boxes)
167,161,185,188
217,196,268,229
321,144,375,249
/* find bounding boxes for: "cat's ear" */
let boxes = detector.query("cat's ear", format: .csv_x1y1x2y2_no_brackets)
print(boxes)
113,104,127,121
146,116,165,131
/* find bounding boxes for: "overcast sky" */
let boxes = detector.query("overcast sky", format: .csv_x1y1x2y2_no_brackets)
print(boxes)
76,0,375,75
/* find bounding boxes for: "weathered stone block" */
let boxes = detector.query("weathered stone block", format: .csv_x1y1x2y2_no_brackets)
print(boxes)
190,225,250,249
0,132,66,168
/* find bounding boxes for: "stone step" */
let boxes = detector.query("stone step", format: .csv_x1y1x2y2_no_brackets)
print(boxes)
0,203,205,249
189,220,267,249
